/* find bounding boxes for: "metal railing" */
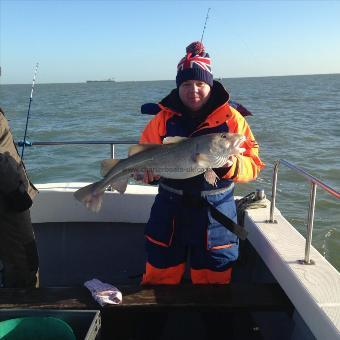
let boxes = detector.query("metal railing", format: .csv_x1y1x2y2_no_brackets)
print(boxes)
17,140,138,159
268,159,340,265
18,141,340,265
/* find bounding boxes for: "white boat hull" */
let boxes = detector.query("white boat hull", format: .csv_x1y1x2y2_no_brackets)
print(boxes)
21,182,340,339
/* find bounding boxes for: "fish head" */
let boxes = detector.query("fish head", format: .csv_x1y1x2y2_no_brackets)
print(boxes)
193,133,247,169
210,133,247,156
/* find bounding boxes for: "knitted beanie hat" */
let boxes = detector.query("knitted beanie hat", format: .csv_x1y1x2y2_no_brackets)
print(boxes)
176,41,213,87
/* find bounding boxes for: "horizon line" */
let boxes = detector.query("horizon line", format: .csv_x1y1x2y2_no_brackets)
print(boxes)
0,72,339,86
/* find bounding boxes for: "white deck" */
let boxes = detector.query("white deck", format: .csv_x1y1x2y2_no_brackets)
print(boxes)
245,203,340,340
31,182,340,340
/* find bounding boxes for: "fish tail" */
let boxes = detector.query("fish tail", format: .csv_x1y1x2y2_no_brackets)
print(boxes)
74,183,104,212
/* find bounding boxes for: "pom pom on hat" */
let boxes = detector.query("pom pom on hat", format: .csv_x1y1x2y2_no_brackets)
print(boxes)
176,41,213,87
186,41,205,55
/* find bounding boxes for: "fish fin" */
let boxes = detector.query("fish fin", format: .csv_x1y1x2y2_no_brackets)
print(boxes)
110,178,129,194
194,153,211,168
100,159,121,177
128,144,161,156
163,136,188,144
204,168,220,187
74,183,104,213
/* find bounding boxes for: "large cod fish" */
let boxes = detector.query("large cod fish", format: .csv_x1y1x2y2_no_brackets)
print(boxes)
74,133,246,212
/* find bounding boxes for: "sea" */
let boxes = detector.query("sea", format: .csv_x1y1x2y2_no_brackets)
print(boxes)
1,74,339,271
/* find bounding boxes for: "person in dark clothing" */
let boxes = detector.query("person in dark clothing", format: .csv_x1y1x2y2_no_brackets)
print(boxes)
139,41,264,286
0,107,39,288
135,41,265,340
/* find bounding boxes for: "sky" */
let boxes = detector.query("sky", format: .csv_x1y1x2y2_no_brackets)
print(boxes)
0,0,339,84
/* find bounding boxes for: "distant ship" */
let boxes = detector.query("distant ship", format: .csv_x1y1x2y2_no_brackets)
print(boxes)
86,78,116,83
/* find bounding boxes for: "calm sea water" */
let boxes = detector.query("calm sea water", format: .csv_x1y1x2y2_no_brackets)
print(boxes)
1,74,339,270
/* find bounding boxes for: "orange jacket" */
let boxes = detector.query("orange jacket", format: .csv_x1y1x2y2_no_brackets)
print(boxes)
140,102,264,183
140,81,264,184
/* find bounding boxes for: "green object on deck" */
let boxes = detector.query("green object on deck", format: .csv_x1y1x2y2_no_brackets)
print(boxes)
0,316,76,340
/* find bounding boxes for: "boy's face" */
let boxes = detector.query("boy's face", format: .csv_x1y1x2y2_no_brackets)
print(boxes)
179,80,211,112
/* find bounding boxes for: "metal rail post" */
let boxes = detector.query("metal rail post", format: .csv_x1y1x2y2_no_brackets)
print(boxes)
268,160,280,223
304,183,317,264
110,144,115,159
267,159,339,265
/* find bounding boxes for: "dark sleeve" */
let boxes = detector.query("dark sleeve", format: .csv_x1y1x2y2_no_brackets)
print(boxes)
5,183,33,212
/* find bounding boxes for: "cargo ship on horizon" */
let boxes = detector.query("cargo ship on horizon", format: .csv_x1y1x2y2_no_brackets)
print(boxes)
86,77,116,83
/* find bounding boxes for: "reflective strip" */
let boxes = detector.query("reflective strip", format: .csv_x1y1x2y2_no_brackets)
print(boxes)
206,229,235,250
159,182,234,197
191,267,232,284
145,218,175,248
209,243,234,251
145,235,169,248
142,262,186,285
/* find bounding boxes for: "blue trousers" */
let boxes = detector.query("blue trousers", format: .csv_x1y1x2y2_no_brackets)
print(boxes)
143,185,239,284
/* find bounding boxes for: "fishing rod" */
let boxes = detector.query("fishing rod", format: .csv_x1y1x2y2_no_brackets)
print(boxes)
21,62,39,160
200,7,211,43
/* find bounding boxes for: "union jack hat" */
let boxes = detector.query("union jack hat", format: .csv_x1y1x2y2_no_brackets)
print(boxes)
176,41,213,87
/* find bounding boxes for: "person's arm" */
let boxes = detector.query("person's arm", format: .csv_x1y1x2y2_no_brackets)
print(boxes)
222,107,265,182
138,112,166,183
0,113,32,211
140,113,165,144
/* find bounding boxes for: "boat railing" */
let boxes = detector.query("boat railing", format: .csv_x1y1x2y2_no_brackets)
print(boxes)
268,159,340,265
18,141,340,266
17,140,137,159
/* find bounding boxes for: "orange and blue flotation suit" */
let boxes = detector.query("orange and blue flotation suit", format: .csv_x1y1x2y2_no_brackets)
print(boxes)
140,81,264,285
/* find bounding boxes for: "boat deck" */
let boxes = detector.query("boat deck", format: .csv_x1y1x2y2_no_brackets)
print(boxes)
0,283,293,340
7,182,336,339
0,284,292,311
1,221,295,339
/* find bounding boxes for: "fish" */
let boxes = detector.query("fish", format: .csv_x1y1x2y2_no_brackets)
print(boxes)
74,133,246,212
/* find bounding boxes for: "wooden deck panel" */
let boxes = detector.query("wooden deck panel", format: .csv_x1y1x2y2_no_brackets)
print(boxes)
0,283,292,312
0,284,293,339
